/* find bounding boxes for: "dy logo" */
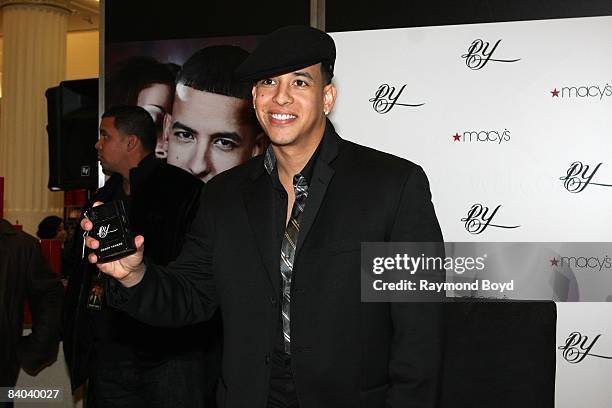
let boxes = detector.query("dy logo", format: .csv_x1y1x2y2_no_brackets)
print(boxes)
98,224,117,239
558,332,612,364
461,203,520,234
368,84,425,114
559,161,612,193
461,39,521,70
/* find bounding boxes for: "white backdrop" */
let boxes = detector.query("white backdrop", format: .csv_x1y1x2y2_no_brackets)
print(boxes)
330,15,612,407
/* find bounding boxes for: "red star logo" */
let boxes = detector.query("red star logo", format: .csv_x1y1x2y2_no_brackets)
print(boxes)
452,133,461,142
550,258,559,267
551,88,560,97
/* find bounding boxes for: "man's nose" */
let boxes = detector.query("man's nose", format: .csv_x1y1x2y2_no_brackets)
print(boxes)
94,139,101,150
272,82,292,106
189,142,211,181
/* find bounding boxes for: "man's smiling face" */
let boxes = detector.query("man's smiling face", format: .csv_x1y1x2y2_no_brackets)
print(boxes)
252,63,336,150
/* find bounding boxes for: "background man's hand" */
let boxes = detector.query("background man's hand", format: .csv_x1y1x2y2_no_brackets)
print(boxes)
81,201,146,287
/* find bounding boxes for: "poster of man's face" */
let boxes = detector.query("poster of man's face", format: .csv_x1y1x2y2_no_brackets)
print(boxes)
106,36,265,182
166,84,261,182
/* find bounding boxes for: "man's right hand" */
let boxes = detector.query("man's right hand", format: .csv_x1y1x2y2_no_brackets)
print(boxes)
81,202,146,288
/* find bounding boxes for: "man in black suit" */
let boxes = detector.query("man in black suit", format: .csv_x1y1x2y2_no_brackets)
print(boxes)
64,106,220,407
0,218,63,399
84,26,444,408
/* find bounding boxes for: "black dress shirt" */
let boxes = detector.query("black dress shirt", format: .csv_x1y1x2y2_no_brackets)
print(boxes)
264,140,321,406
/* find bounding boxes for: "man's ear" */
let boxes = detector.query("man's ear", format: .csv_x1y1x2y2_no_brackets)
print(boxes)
163,112,172,138
251,85,260,122
126,134,139,152
251,131,268,157
323,83,337,115
160,113,172,156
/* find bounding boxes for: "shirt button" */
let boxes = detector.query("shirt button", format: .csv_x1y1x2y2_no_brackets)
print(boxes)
265,354,270,365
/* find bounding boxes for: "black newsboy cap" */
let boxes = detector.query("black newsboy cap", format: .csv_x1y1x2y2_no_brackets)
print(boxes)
235,25,335,81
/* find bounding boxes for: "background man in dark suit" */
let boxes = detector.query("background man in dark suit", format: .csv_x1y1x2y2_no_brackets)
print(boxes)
0,218,63,405
84,26,444,408
63,106,220,407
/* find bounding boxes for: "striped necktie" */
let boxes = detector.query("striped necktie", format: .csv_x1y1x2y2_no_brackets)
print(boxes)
280,173,309,354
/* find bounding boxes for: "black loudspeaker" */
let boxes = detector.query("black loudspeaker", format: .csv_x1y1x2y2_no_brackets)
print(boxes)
46,79,99,191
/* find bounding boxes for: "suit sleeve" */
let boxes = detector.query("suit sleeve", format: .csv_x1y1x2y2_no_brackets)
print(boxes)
386,165,444,408
108,185,219,328
18,243,63,375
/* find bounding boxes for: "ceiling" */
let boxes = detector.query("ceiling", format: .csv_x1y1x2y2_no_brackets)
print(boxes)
0,0,100,34
0,0,99,97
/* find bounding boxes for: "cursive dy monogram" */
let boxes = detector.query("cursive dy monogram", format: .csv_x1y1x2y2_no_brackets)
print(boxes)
98,224,118,239
461,39,521,70
461,203,520,234
558,332,612,363
369,84,425,114
559,161,612,193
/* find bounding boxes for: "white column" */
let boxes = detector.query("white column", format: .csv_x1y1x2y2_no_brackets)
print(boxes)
0,0,70,234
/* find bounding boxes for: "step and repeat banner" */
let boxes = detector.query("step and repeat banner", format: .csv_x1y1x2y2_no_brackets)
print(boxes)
330,15,612,407
103,14,611,407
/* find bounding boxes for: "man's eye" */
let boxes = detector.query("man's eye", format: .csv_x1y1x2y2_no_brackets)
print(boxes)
213,138,238,151
259,78,275,86
294,79,308,87
174,131,194,142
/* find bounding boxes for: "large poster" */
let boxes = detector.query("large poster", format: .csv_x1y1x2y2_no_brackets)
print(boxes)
330,15,612,407
106,35,264,183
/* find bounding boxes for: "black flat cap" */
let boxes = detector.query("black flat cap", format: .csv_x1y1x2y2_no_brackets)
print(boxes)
235,25,335,81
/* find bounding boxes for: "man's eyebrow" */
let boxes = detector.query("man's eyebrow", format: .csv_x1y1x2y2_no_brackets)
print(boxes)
211,132,242,142
172,121,197,134
293,71,314,80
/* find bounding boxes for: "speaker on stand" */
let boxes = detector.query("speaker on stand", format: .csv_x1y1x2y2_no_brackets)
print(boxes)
46,78,99,191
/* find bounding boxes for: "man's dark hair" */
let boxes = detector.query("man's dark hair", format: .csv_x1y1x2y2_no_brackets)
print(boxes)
321,64,332,85
37,215,62,239
108,56,179,108
102,105,157,152
178,45,252,100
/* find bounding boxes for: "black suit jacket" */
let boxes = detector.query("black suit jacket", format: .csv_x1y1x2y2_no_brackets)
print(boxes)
64,156,221,395
0,219,63,386
111,122,444,408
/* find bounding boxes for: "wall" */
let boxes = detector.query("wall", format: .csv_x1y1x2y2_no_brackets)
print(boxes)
66,30,99,80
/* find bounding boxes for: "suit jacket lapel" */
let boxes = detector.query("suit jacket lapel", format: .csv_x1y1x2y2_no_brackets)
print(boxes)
296,121,340,255
242,161,280,293
295,162,333,255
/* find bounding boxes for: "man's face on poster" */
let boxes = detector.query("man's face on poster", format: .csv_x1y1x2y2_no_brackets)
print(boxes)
165,84,262,182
